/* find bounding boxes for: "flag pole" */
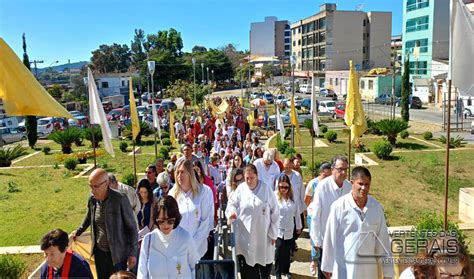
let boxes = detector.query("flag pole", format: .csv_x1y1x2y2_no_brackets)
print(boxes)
444,79,452,231
311,133,314,173
348,132,351,172
133,139,137,187
91,124,97,169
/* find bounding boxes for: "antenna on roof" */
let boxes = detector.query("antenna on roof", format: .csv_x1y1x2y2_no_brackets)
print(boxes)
356,4,364,11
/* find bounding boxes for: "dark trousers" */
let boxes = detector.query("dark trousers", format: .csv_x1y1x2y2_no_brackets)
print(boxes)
316,247,326,279
94,248,127,279
274,238,293,275
238,255,272,279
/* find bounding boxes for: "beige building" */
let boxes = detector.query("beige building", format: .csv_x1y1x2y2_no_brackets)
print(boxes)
290,3,392,92
250,16,291,59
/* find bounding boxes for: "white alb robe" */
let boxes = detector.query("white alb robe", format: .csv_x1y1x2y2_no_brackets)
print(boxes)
321,193,394,279
225,180,280,266
275,193,302,240
276,170,306,214
253,158,280,190
137,227,199,278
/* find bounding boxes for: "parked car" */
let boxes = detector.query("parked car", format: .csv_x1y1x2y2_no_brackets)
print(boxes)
0,127,26,144
160,101,177,112
298,84,312,94
319,88,337,98
250,92,265,99
301,98,313,111
264,93,274,104
285,96,303,109
37,117,55,137
396,95,422,109
268,110,312,126
319,100,336,114
275,95,288,105
333,103,346,119
374,94,398,105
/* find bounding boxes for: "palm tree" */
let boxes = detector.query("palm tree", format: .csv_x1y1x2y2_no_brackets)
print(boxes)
48,127,82,154
122,121,154,143
375,119,409,145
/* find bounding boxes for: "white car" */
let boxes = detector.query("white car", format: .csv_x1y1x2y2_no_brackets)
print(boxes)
1,127,26,144
298,84,312,94
275,95,289,105
319,100,336,114
37,117,54,137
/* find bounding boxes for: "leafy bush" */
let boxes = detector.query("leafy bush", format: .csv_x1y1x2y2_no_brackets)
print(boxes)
48,127,82,154
423,131,433,140
353,139,369,152
0,144,28,167
439,135,466,148
64,158,78,170
324,130,337,143
375,118,409,145
162,138,171,146
119,141,128,152
284,127,291,139
276,135,290,154
83,126,103,148
159,147,169,159
122,173,136,187
372,140,393,160
400,130,409,139
42,146,51,155
366,117,381,135
0,254,27,278
122,121,154,143
161,131,170,139
319,124,328,134
284,147,297,158
7,181,20,193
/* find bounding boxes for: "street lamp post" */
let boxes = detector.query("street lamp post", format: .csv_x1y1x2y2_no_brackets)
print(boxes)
211,69,214,88
206,67,209,85
201,63,204,84
147,60,157,160
239,63,244,101
192,58,196,105
290,55,296,148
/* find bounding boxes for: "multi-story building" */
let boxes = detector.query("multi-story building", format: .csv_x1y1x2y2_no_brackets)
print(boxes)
290,3,392,93
250,16,291,59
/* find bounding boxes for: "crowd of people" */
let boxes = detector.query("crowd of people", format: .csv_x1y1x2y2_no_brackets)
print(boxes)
39,96,472,278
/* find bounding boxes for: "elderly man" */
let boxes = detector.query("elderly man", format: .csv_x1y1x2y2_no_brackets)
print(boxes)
310,155,352,279
154,158,165,174
181,143,199,163
108,174,140,217
321,167,394,278
72,168,138,279
253,150,281,189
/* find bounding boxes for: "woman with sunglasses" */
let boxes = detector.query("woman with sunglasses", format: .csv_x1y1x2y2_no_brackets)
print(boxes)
226,164,280,279
274,174,302,279
137,195,199,278
169,157,214,259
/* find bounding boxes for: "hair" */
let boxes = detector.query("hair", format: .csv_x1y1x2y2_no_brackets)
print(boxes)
152,195,182,229
108,173,118,187
295,153,302,160
40,229,69,252
351,166,372,181
253,147,263,158
331,155,349,168
181,143,192,152
429,236,472,278
170,157,199,198
154,158,164,165
109,271,137,279
319,161,332,172
157,172,170,186
411,252,436,279
263,150,273,161
230,168,244,191
244,164,258,176
232,153,244,169
192,160,206,184
146,165,157,177
136,179,154,203
276,174,294,202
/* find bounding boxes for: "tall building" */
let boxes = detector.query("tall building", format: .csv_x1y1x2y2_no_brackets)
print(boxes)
250,16,291,59
290,3,392,89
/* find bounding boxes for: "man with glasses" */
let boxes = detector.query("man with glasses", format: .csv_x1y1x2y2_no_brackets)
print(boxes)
309,155,352,279
72,168,138,279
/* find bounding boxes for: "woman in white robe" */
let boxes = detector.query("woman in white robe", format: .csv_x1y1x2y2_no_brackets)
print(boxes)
226,164,280,279
138,195,199,278
169,157,214,258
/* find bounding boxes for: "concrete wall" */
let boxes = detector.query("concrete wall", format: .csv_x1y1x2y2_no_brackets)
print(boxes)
275,20,289,58
330,11,365,70
251,17,277,57
432,0,450,60
367,12,392,68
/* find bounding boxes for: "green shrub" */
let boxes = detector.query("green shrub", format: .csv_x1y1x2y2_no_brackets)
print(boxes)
48,127,82,154
400,130,409,139
423,131,433,140
284,147,297,158
157,153,166,160
161,131,170,139
276,138,290,154
0,254,27,278
83,126,103,148
159,147,169,159
284,127,291,139
42,146,51,155
319,124,328,134
439,135,466,148
122,173,136,187
324,130,337,143
119,141,128,152
0,144,28,167
7,181,20,193
366,117,381,135
162,138,172,146
64,158,78,170
372,140,393,160
375,118,409,145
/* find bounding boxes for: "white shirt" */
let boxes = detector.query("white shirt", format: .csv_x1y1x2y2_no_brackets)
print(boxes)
137,227,199,279
321,194,394,278
112,182,141,217
275,194,302,240
253,158,280,190
170,185,214,258
277,170,306,214
225,180,280,266
310,175,352,247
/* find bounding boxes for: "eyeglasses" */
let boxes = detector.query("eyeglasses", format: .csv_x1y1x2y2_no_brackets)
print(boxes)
89,180,108,189
279,185,290,190
157,218,176,226
334,167,349,173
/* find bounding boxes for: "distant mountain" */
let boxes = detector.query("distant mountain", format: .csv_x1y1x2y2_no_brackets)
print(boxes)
37,61,88,73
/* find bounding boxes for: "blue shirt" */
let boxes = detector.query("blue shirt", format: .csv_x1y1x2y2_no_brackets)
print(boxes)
40,251,93,279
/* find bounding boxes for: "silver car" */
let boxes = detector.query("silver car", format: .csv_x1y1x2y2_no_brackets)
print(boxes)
1,127,26,145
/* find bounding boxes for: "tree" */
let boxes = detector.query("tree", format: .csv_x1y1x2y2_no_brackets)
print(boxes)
90,43,131,73
401,57,411,122
22,33,38,148
262,64,274,80
130,29,147,70
220,43,247,73
375,118,409,146
235,63,254,83
47,84,64,100
192,45,207,53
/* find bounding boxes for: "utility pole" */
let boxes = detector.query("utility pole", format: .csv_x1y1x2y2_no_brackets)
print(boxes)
30,60,44,79
192,58,196,104
201,63,204,84
290,55,296,148
391,53,397,120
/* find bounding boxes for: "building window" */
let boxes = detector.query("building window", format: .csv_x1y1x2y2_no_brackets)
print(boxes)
407,0,429,12
363,47,366,54
319,18,326,29
121,80,125,86
320,61,325,71
335,78,338,86
308,35,314,45
406,16,429,33
285,31,291,37
302,37,307,46
292,29,296,35
293,41,296,47
319,46,326,57
285,45,290,50
329,78,333,85
308,47,314,58
319,32,326,43
361,80,365,89
363,19,366,27
409,61,428,74
298,27,301,33
101,81,109,88
298,39,301,46
368,80,374,89
285,38,290,43
302,24,307,34
405,38,429,54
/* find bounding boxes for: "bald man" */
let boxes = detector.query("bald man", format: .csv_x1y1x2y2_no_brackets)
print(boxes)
72,168,138,279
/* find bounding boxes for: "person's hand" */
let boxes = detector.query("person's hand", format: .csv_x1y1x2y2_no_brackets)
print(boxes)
324,271,332,278
70,230,77,241
127,256,137,269
271,239,276,245
227,212,237,225
296,229,302,235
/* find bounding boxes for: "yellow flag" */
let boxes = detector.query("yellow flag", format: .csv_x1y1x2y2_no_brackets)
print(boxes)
247,112,254,129
169,110,178,148
129,78,140,141
239,97,244,107
344,60,367,143
0,38,72,118
290,96,301,145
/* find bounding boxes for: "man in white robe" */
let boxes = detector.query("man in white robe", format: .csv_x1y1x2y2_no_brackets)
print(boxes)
321,166,394,279
310,155,352,278
253,150,280,190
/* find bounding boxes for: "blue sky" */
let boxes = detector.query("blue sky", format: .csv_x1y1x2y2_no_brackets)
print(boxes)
0,0,403,66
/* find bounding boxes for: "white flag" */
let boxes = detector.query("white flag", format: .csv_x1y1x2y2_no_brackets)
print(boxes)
311,77,320,137
276,105,285,140
87,68,115,157
151,100,161,139
449,0,474,96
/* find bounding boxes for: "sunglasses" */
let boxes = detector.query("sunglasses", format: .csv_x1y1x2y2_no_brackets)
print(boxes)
156,218,176,226
279,185,290,190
